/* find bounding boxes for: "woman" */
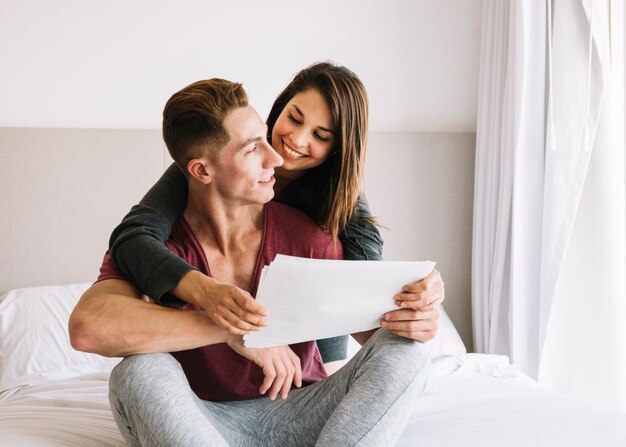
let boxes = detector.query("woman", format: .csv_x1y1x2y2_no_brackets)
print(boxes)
108,62,443,364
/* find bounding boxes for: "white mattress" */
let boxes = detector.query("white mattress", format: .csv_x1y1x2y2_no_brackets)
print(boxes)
1,356,625,447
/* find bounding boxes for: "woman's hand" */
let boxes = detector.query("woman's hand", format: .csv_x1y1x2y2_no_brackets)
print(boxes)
174,270,267,335
226,335,302,400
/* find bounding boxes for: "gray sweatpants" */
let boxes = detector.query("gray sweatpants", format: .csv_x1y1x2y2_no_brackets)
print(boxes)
109,329,429,447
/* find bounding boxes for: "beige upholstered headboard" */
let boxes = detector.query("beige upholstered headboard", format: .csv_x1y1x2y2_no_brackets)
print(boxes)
0,128,475,350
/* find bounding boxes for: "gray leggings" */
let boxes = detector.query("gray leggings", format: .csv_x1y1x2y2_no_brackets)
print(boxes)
109,329,429,447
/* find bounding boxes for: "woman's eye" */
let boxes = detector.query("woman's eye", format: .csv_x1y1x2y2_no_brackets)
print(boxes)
288,114,301,124
314,133,330,142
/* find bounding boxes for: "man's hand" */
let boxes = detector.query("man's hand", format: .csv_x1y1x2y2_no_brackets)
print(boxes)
381,269,445,342
394,269,444,309
381,306,440,342
226,335,302,401
174,270,267,335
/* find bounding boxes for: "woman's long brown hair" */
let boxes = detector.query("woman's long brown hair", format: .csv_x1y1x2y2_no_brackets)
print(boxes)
266,62,370,242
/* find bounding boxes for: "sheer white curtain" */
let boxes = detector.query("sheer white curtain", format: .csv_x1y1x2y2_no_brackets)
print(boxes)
473,0,626,409
472,0,547,379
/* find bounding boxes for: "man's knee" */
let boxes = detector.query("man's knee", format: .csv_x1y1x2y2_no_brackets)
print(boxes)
110,353,180,397
366,329,430,377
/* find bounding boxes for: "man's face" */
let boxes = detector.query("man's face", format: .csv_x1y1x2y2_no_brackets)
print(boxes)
210,105,284,205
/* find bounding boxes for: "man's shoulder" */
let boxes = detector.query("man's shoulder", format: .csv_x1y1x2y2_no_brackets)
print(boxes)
165,217,206,264
167,218,191,248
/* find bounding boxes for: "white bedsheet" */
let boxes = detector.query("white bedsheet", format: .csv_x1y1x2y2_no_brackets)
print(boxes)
1,357,625,447
399,354,626,447
0,365,125,447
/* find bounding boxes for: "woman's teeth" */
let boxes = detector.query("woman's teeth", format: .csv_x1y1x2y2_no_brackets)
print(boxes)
284,144,306,159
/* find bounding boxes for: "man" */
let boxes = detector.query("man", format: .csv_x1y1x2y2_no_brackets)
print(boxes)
70,78,432,446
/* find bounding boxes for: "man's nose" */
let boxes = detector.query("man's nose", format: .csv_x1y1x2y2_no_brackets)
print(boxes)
264,141,283,167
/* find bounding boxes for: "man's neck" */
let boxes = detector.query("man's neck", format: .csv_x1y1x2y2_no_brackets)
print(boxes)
183,187,264,257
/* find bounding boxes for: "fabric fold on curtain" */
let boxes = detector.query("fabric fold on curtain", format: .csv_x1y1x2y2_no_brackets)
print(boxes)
538,0,626,410
539,0,610,352
472,0,547,378
472,0,625,409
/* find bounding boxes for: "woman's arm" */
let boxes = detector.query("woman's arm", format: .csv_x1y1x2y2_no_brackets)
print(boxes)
109,163,193,302
339,196,384,261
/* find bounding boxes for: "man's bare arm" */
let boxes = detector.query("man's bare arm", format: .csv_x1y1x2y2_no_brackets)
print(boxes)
69,278,304,400
351,329,378,346
68,279,227,357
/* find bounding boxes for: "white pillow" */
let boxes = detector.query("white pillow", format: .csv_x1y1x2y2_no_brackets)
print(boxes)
424,305,467,357
0,283,120,384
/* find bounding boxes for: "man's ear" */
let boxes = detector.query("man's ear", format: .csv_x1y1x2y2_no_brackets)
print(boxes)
187,158,213,184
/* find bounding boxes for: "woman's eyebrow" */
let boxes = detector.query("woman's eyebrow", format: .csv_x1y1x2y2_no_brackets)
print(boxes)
291,104,304,117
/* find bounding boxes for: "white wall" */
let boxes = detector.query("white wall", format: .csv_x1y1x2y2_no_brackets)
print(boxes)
0,0,482,132
365,132,475,347
0,128,167,290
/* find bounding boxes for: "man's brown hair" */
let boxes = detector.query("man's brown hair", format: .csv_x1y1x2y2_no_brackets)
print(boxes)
162,78,248,171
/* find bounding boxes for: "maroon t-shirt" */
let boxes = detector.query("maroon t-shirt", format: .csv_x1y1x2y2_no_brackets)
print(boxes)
97,201,343,401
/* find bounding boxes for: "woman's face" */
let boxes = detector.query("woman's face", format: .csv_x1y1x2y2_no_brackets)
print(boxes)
271,89,336,180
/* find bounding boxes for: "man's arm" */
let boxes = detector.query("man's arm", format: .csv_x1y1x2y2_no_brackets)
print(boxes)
68,279,227,358
69,278,302,401
381,269,444,340
351,329,378,346
351,307,440,347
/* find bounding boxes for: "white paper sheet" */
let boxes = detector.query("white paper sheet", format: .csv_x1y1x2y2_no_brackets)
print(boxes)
243,255,435,348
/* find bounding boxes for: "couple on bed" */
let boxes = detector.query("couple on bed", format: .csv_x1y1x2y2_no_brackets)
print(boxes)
69,62,445,446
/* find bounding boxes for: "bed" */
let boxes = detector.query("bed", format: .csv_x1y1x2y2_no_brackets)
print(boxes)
1,283,625,446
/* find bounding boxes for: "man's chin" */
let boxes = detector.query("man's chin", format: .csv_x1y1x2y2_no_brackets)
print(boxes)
249,191,275,205
262,191,275,204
